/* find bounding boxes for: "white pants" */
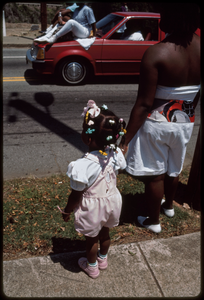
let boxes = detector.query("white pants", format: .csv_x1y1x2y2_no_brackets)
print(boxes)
55,19,89,39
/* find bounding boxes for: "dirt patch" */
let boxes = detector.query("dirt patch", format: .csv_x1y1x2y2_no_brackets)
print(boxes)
5,22,49,39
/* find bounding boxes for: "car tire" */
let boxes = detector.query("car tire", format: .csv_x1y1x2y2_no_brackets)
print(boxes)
57,58,89,85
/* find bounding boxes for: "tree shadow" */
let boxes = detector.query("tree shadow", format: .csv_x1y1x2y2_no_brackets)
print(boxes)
6,92,87,152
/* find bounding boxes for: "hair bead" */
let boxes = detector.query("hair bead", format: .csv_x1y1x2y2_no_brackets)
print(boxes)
106,136,113,141
86,128,95,134
101,104,108,110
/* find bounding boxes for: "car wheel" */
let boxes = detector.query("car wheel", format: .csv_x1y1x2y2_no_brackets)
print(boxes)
58,58,88,85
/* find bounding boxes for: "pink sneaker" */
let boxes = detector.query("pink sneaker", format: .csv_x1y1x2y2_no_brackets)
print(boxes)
97,255,108,270
78,257,100,279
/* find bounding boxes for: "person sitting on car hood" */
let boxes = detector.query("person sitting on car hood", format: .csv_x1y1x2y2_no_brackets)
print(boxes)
35,3,96,44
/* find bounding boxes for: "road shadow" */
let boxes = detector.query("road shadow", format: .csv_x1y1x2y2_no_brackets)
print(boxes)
24,69,140,86
6,92,87,152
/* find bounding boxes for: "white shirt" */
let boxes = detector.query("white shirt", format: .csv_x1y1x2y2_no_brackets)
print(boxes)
67,147,127,191
72,5,96,34
124,31,144,41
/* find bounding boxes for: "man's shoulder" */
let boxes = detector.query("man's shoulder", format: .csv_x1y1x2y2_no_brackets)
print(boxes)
83,5,93,12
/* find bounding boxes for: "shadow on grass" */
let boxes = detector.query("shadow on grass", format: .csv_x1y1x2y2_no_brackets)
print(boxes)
50,237,86,255
174,182,187,206
49,237,86,274
120,193,146,225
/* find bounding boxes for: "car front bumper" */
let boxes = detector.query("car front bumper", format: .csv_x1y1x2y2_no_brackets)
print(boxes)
26,48,54,74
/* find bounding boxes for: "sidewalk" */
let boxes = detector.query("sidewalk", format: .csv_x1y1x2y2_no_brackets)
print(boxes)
3,232,201,297
3,35,34,48
3,23,39,48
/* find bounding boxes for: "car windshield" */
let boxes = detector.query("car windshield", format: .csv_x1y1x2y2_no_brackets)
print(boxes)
96,14,124,36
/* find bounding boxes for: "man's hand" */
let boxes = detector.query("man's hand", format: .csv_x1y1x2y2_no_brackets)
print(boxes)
119,143,128,156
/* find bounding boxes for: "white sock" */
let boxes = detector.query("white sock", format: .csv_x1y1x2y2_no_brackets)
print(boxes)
98,251,107,259
88,261,97,267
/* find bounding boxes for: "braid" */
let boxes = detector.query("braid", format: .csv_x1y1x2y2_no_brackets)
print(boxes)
93,108,126,153
83,103,126,155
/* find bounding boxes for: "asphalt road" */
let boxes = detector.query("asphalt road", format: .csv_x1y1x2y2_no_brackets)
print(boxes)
3,48,200,180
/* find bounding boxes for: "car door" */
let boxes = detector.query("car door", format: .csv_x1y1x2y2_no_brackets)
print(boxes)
101,17,160,75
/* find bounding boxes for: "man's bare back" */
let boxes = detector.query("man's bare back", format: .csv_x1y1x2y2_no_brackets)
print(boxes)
154,33,200,86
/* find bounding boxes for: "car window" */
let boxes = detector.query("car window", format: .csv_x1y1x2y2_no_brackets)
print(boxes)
96,14,124,36
109,18,159,41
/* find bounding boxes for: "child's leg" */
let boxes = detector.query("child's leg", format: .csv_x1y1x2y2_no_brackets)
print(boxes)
85,235,99,264
78,235,100,279
99,227,110,255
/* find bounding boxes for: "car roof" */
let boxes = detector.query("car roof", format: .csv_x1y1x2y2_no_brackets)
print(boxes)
113,12,160,18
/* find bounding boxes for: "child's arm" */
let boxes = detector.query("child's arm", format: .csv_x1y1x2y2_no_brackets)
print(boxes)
62,189,84,222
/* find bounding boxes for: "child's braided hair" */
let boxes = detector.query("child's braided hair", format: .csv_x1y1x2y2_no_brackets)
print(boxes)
82,101,126,155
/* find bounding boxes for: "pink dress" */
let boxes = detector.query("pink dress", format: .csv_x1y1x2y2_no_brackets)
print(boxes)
73,152,123,237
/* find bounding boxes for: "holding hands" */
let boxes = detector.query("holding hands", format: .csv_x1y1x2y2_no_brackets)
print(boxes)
57,205,72,222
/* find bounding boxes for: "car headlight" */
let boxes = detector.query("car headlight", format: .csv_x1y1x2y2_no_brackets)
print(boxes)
36,48,45,60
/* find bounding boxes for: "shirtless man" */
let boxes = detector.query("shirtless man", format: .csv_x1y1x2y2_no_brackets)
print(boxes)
120,3,200,233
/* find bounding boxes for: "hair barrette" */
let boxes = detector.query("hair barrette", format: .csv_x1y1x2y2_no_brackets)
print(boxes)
99,150,107,156
109,120,115,125
86,128,95,134
106,136,112,141
82,100,100,119
119,131,124,136
88,120,94,126
85,111,89,124
119,118,123,123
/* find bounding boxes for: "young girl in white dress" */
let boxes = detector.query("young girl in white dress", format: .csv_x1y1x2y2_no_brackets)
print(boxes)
58,100,127,279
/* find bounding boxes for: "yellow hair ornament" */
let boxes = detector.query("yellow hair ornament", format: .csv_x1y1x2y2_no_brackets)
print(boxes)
85,111,89,124
99,150,107,156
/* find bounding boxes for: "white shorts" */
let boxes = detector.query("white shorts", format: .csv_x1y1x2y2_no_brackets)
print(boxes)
126,119,194,177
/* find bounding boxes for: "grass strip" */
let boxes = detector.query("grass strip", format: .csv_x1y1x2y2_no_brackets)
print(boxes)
3,170,200,257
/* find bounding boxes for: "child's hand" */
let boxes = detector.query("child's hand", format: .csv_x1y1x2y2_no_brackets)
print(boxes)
62,212,71,222
57,206,71,222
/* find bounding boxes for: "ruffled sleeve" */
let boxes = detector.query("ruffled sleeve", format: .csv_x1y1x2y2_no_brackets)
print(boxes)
66,158,101,191
112,147,127,171
66,161,88,191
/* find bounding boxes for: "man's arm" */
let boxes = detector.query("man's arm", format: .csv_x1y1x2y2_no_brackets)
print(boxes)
91,22,96,37
61,8,71,16
120,46,159,153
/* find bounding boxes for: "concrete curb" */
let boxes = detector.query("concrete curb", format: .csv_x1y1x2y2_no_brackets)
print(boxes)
3,232,201,297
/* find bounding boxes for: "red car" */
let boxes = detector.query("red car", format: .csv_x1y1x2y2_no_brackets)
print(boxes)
25,12,199,85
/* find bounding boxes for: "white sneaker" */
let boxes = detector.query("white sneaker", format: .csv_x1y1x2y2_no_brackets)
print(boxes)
44,24,59,38
34,24,59,43
44,35,58,44
137,216,162,233
34,36,48,43
161,199,175,217
45,24,53,34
